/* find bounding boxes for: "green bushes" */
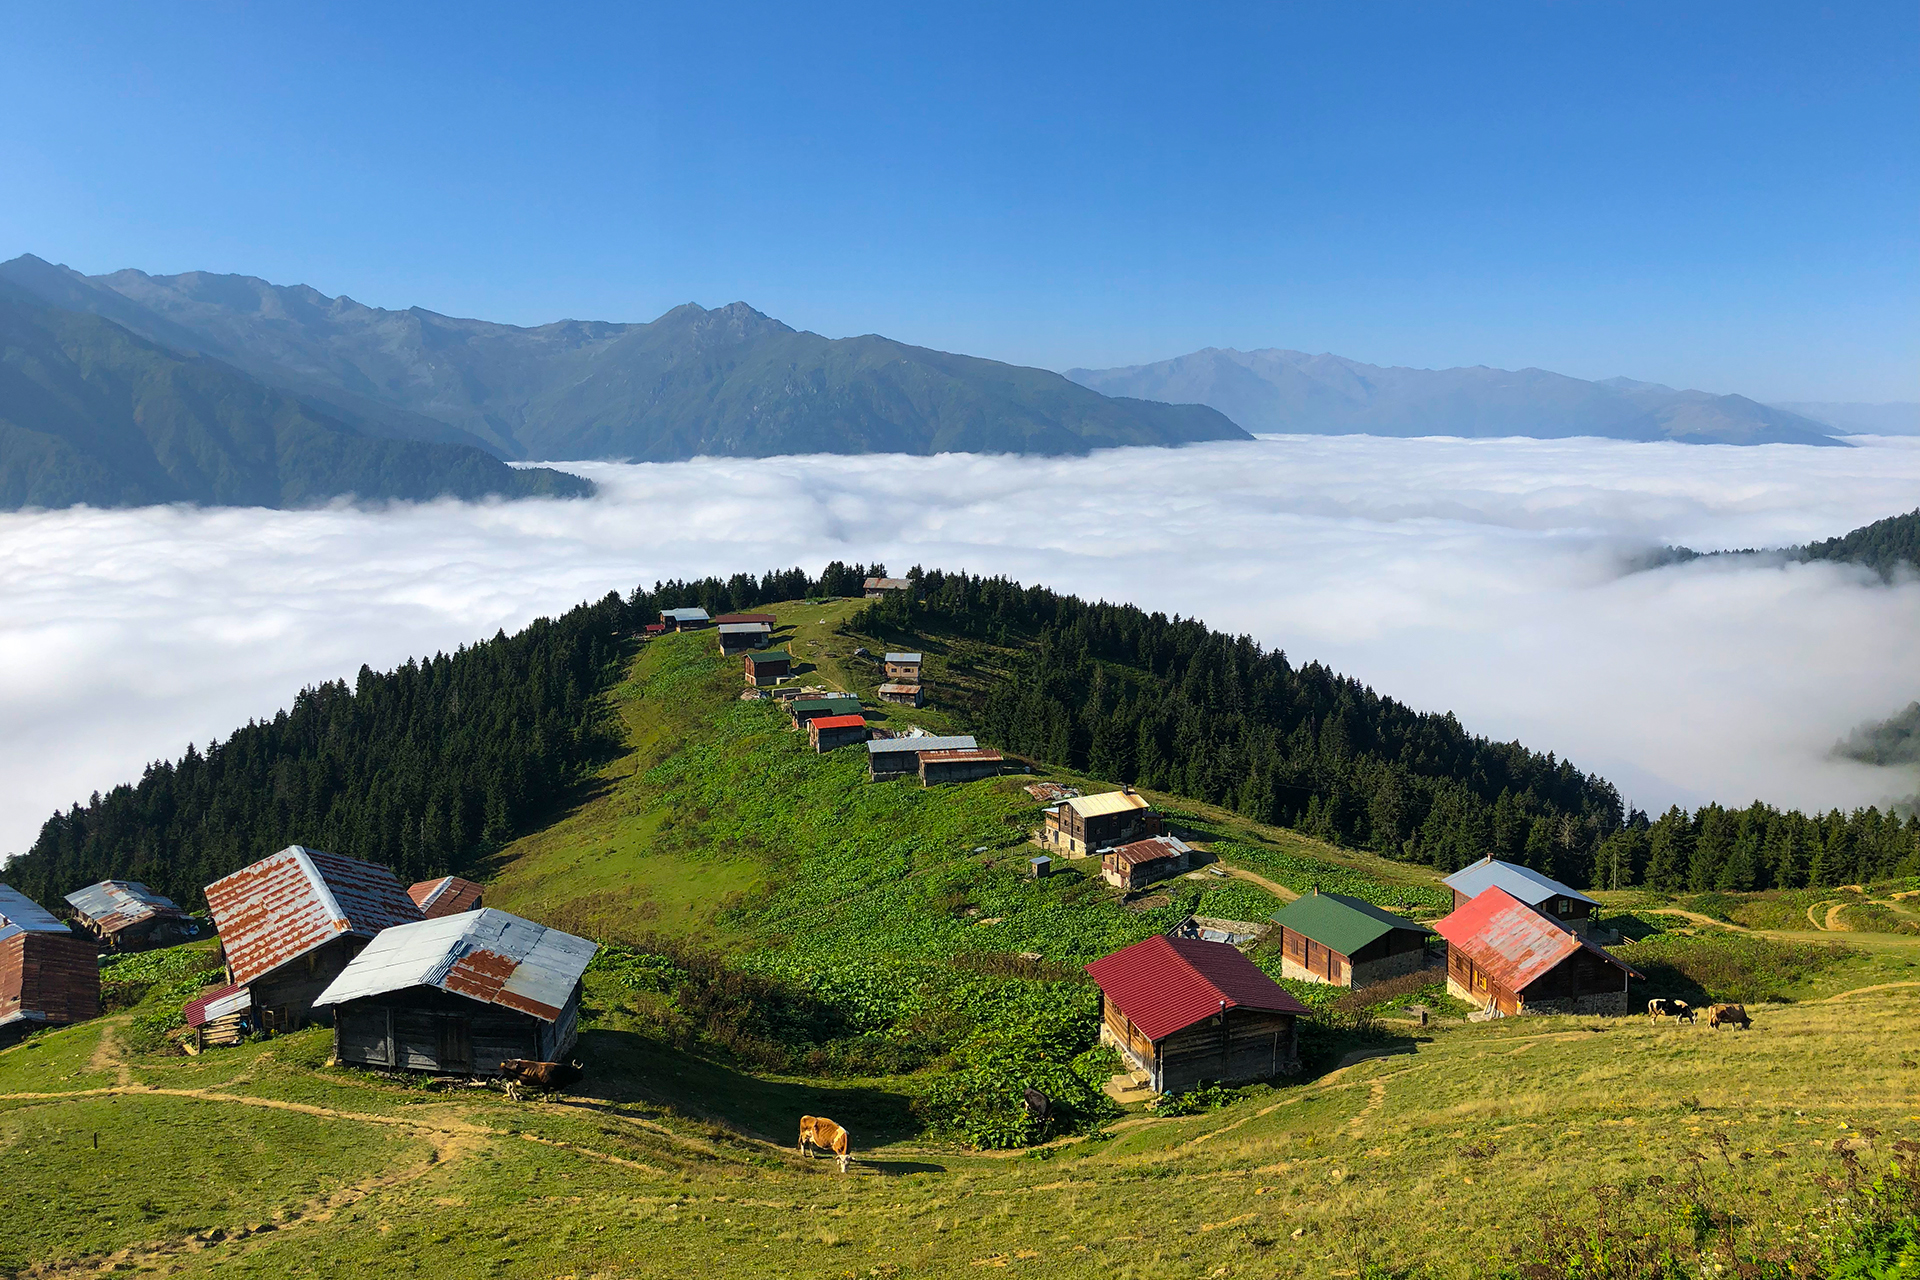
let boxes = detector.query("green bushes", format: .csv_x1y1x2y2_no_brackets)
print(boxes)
99,946,225,1053
1615,932,1850,1005
1211,841,1449,912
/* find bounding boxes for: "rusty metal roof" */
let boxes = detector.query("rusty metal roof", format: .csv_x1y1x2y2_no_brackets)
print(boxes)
183,982,250,1027
864,578,911,590
313,908,597,1023
204,846,423,987
1433,886,1637,991
0,883,70,942
918,748,1004,763
1086,935,1310,1042
64,881,187,935
408,876,485,920
1105,835,1192,866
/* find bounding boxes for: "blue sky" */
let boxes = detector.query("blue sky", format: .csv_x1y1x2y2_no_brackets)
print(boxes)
1,2,1913,400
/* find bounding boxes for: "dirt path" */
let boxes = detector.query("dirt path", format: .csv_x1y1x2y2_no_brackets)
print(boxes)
83,1016,134,1087
1649,908,1755,932
1211,861,1298,902
1823,902,1853,931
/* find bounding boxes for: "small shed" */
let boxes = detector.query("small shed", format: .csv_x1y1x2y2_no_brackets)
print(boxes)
64,880,197,950
1041,788,1162,857
0,884,98,1045
863,577,913,599
877,682,924,708
1442,857,1599,934
809,713,871,753
204,846,425,1032
918,747,1004,786
1269,890,1431,988
408,876,486,920
314,908,597,1076
659,607,711,631
1029,856,1052,879
1086,935,1310,1093
790,695,859,727
745,649,792,687
1434,886,1640,1017
717,622,774,654
184,982,253,1049
883,652,923,682
1101,834,1193,890
867,734,977,780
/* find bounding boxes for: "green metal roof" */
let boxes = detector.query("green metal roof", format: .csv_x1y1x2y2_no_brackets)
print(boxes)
790,697,855,713
1269,891,1429,958
751,650,791,664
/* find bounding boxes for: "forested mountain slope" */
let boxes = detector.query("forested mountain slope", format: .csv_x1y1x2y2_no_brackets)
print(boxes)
1642,507,1920,580
0,281,590,510
0,255,1249,461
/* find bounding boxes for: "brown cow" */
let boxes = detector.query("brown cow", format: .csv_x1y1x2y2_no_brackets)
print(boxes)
798,1114,852,1172
1707,1004,1751,1031
500,1059,584,1101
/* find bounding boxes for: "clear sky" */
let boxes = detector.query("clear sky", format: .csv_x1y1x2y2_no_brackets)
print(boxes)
1,2,1914,400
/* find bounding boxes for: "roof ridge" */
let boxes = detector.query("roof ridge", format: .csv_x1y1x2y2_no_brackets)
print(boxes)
289,846,348,928
1162,935,1237,1010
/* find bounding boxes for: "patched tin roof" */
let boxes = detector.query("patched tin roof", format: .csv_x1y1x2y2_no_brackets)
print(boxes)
204,846,423,987
1441,857,1597,908
407,876,485,920
1086,935,1310,1042
1105,834,1192,867
184,982,251,1027
313,908,598,1024
64,881,187,935
0,883,70,942
1433,886,1637,992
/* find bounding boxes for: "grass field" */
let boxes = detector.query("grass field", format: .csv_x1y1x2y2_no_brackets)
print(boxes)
6,605,1918,1277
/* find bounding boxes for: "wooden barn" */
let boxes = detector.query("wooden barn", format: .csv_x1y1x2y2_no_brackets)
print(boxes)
866,734,977,780
876,681,923,707
863,577,913,599
883,652,923,682
918,747,1004,786
408,876,485,920
64,880,199,950
203,846,425,1033
1100,835,1193,890
1041,788,1163,858
809,713,871,752
1268,889,1431,988
659,607,710,631
0,884,99,1046
1434,886,1639,1017
1442,857,1600,934
314,908,597,1076
744,649,792,687
717,622,774,654
1087,935,1310,1093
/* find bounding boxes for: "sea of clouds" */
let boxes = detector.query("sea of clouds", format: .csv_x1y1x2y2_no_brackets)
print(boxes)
3,433,1918,859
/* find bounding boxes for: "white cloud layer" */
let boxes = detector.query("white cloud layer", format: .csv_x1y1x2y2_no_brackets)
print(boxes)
3,434,1918,859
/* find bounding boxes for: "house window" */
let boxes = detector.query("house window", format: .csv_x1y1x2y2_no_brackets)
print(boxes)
1556,898,1570,915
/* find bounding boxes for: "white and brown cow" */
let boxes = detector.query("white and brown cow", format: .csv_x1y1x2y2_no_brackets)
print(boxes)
798,1114,852,1172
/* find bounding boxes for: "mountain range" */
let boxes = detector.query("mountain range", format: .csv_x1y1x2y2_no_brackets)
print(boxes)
1067,347,1848,447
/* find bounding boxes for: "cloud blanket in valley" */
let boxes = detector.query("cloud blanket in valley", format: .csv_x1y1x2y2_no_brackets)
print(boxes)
2,434,1917,859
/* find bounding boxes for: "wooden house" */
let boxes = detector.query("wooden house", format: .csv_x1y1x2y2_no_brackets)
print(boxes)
1442,857,1599,934
1434,886,1639,1017
866,734,977,780
744,649,792,687
883,652,923,682
315,908,596,1077
407,876,485,920
918,747,1004,786
863,577,913,600
1268,889,1430,988
1040,788,1162,858
1086,935,1309,1092
203,846,425,1033
0,884,98,1046
809,713,871,753
1100,835,1193,890
717,622,774,655
876,682,924,708
659,607,711,631
64,880,198,950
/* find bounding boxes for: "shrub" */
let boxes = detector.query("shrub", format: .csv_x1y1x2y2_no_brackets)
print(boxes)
1149,1083,1243,1116
1615,932,1850,1005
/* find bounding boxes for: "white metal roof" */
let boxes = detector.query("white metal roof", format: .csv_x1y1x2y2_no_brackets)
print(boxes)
867,734,976,755
1441,856,1597,908
312,908,598,1023
884,652,923,663
661,607,710,621
1067,790,1153,818
717,622,771,634
0,883,71,938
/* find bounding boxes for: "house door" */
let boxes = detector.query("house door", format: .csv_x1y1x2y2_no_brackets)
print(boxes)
438,1016,473,1072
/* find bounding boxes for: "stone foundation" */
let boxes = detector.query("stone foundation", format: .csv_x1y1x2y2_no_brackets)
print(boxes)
1519,990,1631,1017
1349,948,1430,989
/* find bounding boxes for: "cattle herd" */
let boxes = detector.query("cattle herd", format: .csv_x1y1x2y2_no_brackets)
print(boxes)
1648,998,1753,1031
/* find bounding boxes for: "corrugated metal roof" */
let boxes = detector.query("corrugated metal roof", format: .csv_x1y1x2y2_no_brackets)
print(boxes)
312,908,598,1023
1433,886,1636,992
877,682,921,694
408,876,485,920
661,607,710,622
0,883,70,936
918,748,1003,762
863,578,911,590
712,613,776,625
1441,857,1597,908
204,846,424,987
884,652,922,663
749,650,792,665
1105,834,1191,866
1269,891,1430,957
868,735,976,755
184,982,250,1027
717,622,772,635
1067,790,1152,819
811,714,868,730
64,881,187,935
1086,935,1310,1041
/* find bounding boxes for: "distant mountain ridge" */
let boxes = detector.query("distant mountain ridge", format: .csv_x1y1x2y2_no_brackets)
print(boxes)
0,255,1249,464
1067,346,1846,447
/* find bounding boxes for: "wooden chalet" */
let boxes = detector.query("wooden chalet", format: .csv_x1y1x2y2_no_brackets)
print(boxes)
883,652,923,682
1442,857,1599,934
1434,886,1639,1017
1268,889,1430,988
203,846,425,1032
877,681,924,708
1040,788,1162,857
918,747,1004,786
863,577,913,599
1086,935,1310,1092
315,908,596,1077
408,876,485,920
659,607,711,631
717,621,774,655
867,734,977,780
1100,834,1193,890
809,713,871,753
744,649,792,687
64,879,198,950
0,884,98,1046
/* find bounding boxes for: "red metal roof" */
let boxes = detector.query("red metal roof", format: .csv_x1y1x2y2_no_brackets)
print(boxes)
811,714,868,730
1086,935,1310,1042
1433,887,1638,992
204,846,424,987
408,876,485,919
183,981,249,1028
1105,835,1190,866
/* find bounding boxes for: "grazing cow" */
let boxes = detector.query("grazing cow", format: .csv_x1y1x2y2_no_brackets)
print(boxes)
1707,1004,1752,1031
1648,998,1694,1023
500,1059,584,1101
1674,1003,1697,1024
798,1114,852,1172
